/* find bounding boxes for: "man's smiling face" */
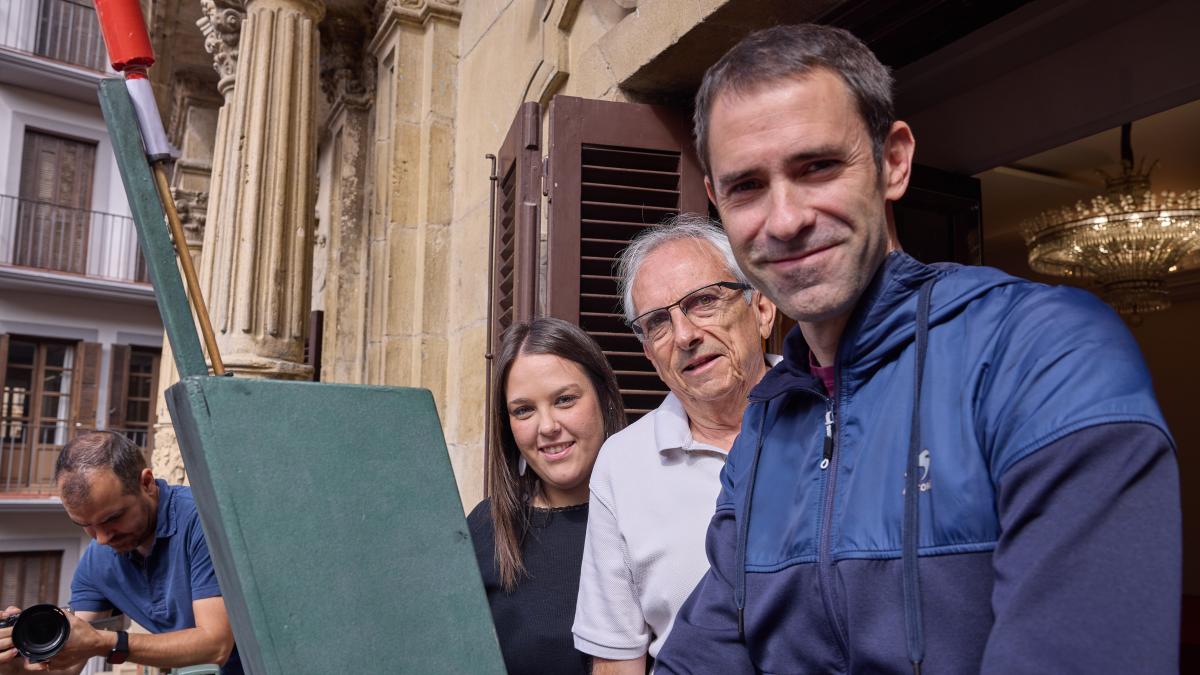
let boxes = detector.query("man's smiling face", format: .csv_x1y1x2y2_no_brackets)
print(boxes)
631,238,773,408
704,69,912,325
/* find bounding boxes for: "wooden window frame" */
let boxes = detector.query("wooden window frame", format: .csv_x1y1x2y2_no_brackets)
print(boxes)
1,337,79,493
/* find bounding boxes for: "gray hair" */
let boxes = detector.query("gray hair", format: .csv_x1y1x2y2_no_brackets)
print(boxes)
694,24,895,176
616,213,751,323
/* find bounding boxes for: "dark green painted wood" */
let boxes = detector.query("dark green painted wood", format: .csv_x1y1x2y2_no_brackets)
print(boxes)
166,377,505,674
97,78,208,378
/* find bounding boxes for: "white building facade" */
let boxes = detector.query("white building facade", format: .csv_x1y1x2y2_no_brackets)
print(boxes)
0,6,164,671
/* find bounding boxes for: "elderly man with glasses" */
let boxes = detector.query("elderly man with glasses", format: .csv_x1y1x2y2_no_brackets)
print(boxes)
572,214,776,674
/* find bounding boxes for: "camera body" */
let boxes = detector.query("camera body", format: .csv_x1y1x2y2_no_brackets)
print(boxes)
0,604,71,663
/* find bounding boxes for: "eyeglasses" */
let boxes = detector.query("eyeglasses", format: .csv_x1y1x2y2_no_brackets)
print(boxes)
627,281,752,343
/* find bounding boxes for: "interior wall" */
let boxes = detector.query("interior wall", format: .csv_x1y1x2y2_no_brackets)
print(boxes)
897,0,1200,175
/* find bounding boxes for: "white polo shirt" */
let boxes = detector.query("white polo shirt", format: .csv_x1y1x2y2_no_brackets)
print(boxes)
571,391,732,662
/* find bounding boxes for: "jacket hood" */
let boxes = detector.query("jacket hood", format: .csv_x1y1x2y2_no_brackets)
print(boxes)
750,252,1021,402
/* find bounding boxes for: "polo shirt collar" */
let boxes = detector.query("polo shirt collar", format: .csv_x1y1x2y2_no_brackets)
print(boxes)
654,355,783,458
152,479,177,539
654,393,728,457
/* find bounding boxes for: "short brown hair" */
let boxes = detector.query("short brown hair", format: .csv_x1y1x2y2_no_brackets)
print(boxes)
694,24,895,175
55,431,147,507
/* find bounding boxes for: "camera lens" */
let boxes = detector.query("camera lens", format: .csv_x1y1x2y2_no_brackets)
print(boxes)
11,604,70,663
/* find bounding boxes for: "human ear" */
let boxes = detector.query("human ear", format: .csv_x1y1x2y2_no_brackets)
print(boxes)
881,121,915,202
704,175,719,210
754,291,776,340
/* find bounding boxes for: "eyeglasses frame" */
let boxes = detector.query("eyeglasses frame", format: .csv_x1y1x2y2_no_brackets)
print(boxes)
626,280,753,341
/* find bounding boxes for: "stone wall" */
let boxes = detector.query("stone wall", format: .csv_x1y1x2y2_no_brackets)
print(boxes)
444,0,730,508
144,0,735,508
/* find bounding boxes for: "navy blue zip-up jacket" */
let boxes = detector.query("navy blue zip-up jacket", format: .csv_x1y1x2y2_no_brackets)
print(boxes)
656,252,1180,674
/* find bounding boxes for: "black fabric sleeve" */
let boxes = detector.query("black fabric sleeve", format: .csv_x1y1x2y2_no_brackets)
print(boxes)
981,422,1180,674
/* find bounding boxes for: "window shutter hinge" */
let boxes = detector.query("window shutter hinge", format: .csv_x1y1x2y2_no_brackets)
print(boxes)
541,156,551,198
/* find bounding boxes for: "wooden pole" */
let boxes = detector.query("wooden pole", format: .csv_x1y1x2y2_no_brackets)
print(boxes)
151,162,226,375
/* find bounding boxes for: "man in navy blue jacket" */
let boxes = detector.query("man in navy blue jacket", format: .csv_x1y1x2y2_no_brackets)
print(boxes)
655,24,1181,674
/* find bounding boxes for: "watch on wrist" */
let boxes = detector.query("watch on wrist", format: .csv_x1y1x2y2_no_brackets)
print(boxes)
107,630,129,665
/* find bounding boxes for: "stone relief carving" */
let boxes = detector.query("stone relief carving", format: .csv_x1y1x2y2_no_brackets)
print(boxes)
319,14,377,110
373,0,461,27
171,188,209,249
198,0,246,96
166,71,221,149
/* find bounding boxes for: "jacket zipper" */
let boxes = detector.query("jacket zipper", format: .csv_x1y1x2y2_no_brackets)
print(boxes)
818,395,851,662
821,408,835,470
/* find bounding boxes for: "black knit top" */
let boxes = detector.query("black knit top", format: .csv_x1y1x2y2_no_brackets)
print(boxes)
467,498,591,675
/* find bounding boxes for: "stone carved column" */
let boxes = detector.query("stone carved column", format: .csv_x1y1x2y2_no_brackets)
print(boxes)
148,3,245,482
319,13,375,383
199,0,325,379
362,0,459,411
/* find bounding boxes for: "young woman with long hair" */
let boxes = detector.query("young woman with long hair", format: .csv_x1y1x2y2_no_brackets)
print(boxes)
466,317,626,675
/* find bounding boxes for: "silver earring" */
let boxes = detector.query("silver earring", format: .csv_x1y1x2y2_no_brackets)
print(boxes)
518,456,527,477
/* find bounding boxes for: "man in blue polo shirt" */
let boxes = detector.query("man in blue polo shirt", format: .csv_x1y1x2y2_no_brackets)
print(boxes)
0,431,240,674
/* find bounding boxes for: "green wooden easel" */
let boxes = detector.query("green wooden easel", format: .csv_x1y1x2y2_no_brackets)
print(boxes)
98,78,505,674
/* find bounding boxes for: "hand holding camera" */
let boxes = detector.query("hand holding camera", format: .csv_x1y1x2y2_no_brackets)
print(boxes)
0,605,70,669
0,605,116,673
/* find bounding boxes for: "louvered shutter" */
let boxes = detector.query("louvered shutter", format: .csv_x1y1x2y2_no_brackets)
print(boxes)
490,102,541,346
0,335,8,406
545,96,708,420
485,102,542,468
69,341,102,434
0,551,62,608
108,344,131,429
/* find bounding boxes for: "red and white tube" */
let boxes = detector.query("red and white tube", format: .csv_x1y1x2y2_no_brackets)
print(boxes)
94,0,177,161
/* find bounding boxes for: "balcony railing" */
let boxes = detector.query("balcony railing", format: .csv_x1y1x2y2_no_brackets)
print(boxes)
0,194,148,284
0,0,108,72
0,421,71,496
0,423,152,496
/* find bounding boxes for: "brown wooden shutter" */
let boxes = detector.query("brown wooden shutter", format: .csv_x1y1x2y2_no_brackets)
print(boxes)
0,335,8,403
0,551,62,608
545,96,708,419
16,130,96,275
490,102,541,349
70,341,102,434
485,102,542,470
145,350,161,454
107,344,131,429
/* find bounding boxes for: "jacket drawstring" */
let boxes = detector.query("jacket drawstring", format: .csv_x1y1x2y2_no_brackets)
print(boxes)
735,401,769,641
903,278,936,674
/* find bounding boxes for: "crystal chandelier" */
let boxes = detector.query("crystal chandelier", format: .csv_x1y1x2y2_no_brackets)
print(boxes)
1022,123,1200,315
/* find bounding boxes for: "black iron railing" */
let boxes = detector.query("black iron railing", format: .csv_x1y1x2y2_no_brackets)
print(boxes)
0,0,109,72
0,194,147,283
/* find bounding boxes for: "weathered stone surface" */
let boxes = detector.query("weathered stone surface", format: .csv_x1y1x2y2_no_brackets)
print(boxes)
198,0,325,381
198,0,246,97
152,339,189,486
